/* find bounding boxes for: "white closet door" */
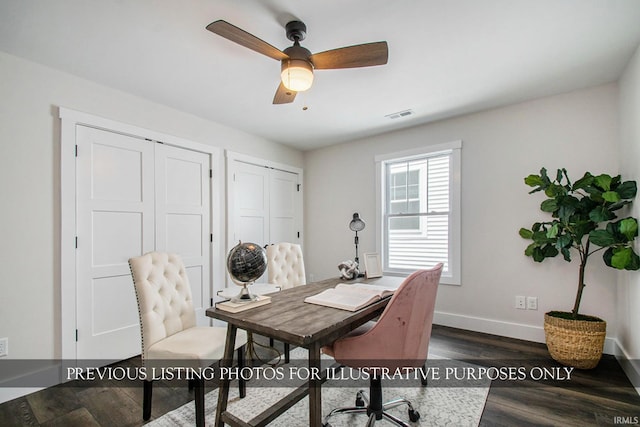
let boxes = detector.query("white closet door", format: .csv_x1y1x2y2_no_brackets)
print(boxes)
231,162,270,247
229,162,270,284
270,169,299,244
155,144,211,325
76,126,153,360
227,158,302,287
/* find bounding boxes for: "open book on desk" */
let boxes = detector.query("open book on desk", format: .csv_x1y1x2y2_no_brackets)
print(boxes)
304,283,397,312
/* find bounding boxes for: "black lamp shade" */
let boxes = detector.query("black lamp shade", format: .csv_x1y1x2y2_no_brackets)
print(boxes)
349,213,365,232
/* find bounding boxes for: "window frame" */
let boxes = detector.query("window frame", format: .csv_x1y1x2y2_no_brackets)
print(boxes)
375,141,462,285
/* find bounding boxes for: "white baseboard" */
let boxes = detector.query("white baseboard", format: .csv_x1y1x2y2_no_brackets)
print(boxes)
610,339,640,395
0,362,60,404
0,387,45,405
433,310,618,355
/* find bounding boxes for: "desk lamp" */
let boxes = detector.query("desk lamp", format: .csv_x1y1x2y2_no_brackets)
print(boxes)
349,213,366,265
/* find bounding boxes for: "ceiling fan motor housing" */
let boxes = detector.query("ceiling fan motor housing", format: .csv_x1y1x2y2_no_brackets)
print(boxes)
285,20,307,42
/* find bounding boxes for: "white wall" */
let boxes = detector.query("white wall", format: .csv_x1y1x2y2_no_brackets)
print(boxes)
618,43,640,380
304,84,620,343
0,51,302,361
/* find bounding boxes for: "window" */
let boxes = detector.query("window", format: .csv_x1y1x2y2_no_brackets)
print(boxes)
376,141,461,285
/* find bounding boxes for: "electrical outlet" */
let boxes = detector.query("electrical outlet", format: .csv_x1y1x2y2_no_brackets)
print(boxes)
527,296,538,310
515,296,526,309
0,337,8,357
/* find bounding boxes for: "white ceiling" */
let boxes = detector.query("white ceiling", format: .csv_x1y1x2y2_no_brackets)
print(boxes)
2,0,640,151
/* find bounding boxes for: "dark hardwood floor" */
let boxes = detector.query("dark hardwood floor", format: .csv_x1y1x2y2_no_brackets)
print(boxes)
1,325,638,426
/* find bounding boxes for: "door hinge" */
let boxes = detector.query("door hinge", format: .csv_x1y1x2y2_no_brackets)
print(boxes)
297,231,300,238
210,233,213,243
75,236,78,249
75,145,78,157
209,169,213,179
210,298,214,307
75,329,78,342
297,184,301,192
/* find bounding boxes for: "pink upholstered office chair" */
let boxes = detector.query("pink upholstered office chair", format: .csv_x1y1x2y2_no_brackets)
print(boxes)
321,263,443,427
129,252,247,427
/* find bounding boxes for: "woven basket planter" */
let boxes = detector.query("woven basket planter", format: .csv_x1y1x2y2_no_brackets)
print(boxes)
543,312,606,370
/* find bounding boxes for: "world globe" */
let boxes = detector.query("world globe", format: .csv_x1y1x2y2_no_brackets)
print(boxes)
226,241,267,301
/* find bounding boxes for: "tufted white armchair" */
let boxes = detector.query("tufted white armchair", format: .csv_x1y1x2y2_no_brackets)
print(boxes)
129,251,247,427
264,242,306,361
266,242,306,289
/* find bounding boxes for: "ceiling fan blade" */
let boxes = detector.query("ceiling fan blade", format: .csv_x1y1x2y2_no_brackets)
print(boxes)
206,20,288,61
310,41,388,69
273,82,297,104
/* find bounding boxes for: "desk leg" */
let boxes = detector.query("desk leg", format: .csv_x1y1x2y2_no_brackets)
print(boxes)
308,341,322,427
215,324,237,427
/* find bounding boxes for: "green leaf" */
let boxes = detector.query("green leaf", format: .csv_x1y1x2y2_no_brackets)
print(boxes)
540,167,549,182
532,230,551,245
616,181,637,199
543,244,559,258
524,243,537,257
608,200,631,211
519,228,533,239
540,199,558,213
532,247,545,262
602,191,621,203
524,174,544,187
556,234,572,249
594,174,612,191
545,184,566,198
555,169,563,183
589,206,614,223
603,247,613,267
619,218,638,241
557,195,579,222
573,173,594,190
628,252,640,271
546,223,559,239
561,247,572,262
610,247,633,269
589,229,617,247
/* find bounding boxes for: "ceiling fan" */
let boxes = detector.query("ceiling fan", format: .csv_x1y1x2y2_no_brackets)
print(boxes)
206,20,388,104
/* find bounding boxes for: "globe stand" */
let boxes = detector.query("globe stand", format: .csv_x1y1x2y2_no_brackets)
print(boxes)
230,282,259,303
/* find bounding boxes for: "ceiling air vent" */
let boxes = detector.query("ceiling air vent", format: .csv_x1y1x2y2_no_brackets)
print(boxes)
385,109,414,120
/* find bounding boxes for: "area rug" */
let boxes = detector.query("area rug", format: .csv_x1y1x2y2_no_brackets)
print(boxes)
147,350,490,427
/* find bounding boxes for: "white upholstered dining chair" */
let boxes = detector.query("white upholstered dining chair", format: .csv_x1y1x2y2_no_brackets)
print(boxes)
265,242,306,360
128,251,247,427
266,242,307,289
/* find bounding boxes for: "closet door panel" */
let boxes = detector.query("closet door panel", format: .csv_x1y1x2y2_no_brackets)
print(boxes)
231,162,270,246
155,144,211,324
269,169,299,245
76,125,153,361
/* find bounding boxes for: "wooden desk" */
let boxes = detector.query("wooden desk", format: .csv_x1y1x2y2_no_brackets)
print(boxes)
206,276,401,427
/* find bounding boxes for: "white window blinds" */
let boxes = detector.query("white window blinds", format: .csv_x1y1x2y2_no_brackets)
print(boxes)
377,141,461,284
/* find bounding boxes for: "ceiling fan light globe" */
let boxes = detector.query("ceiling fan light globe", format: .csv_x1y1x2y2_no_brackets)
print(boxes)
281,59,314,92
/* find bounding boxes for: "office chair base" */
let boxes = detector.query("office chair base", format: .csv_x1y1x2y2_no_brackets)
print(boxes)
322,389,420,427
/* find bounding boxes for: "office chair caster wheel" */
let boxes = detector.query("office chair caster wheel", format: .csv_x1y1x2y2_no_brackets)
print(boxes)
408,408,420,422
355,396,365,407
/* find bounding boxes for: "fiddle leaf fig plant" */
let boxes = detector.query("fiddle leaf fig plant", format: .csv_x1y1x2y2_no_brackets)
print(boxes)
519,168,640,318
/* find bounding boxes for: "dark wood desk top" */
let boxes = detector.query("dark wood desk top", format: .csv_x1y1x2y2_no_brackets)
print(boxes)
206,276,402,348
